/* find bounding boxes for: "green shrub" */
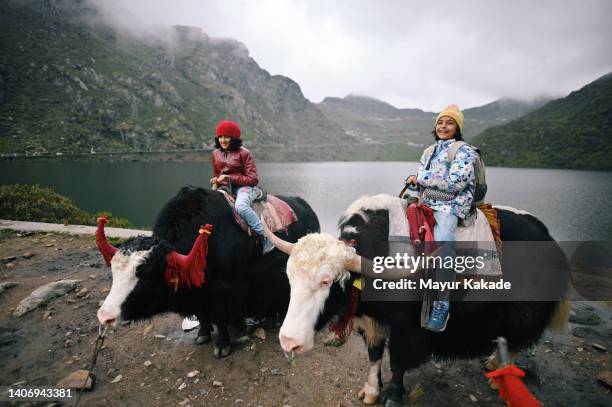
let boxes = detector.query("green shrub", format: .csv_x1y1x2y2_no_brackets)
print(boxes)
0,184,134,228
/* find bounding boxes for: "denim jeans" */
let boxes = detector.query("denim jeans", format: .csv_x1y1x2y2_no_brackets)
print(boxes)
433,211,458,241
433,211,459,301
234,186,264,236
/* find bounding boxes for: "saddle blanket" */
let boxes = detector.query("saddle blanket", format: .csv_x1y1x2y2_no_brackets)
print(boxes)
386,196,502,277
218,190,297,235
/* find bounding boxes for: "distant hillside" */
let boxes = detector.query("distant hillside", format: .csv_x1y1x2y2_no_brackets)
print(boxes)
316,94,549,147
464,97,552,136
320,95,433,119
317,95,435,147
472,72,612,170
0,0,351,160
465,97,552,121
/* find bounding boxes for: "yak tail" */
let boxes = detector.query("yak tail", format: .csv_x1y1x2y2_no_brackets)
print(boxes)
548,300,571,332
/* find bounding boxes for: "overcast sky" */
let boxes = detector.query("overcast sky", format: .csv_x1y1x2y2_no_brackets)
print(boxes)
91,0,612,111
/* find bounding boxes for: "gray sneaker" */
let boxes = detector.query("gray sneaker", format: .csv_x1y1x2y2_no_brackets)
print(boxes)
424,300,450,332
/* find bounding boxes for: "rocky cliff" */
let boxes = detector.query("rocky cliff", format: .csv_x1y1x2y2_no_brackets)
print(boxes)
0,0,351,159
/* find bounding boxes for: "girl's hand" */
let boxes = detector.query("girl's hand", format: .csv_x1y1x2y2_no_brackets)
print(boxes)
210,177,217,184
217,175,228,183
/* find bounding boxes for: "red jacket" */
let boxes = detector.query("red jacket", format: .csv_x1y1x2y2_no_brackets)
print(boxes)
211,147,259,187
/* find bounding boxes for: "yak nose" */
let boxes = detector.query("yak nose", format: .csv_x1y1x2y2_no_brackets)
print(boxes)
97,308,118,326
279,334,302,353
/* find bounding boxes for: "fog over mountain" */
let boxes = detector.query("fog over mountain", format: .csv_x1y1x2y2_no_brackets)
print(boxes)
316,94,551,145
0,0,351,160
2,0,609,165
85,0,612,111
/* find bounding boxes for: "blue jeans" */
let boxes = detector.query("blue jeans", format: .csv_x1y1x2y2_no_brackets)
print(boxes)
433,211,458,242
234,186,264,236
433,211,458,301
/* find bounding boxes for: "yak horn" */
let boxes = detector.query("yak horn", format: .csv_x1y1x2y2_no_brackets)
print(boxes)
351,247,443,279
96,215,118,267
261,216,294,255
345,254,362,273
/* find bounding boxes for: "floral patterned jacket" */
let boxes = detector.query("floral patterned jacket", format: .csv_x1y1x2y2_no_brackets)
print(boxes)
416,139,478,219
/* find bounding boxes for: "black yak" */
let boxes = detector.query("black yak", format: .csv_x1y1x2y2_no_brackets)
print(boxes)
96,186,319,357
268,194,569,407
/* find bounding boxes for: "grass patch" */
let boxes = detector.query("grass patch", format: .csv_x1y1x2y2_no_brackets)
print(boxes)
0,184,134,228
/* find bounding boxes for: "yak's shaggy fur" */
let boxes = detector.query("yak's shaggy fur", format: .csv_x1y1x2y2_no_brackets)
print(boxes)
101,186,319,357
281,194,569,406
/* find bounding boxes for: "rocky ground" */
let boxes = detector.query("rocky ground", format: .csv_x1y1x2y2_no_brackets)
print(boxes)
0,230,610,406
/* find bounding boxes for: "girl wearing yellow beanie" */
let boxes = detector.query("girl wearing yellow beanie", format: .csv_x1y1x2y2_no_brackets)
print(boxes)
406,104,478,332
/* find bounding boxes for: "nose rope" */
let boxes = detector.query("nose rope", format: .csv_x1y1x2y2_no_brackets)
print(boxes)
288,355,320,407
74,324,109,407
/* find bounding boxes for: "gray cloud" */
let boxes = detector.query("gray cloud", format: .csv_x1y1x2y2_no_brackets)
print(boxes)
89,0,612,111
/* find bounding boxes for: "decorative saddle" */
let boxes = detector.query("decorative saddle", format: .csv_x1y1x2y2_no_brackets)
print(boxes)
217,188,297,235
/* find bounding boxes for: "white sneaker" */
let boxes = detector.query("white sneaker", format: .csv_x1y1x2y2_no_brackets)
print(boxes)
182,316,200,332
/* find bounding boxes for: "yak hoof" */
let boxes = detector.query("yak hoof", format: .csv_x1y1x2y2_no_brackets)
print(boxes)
379,387,402,407
357,383,378,405
378,391,387,405
213,345,231,358
363,393,378,405
384,399,403,407
195,334,211,345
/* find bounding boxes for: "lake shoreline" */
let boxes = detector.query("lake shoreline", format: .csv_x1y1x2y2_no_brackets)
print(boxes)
0,142,426,164
1,161,611,240
2,152,611,171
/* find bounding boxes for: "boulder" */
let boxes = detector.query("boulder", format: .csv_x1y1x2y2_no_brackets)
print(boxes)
0,281,19,294
13,280,81,317
597,371,612,389
56,370,94,390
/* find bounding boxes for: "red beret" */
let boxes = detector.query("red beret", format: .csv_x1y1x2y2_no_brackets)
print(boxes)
215,120,241,139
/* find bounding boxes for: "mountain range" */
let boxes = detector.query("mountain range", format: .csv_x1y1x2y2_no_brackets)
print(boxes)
0,0,609,169
0,0,351,161
316,95,551,146
472,72,612,170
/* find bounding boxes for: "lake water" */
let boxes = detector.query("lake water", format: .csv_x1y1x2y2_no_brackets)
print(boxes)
1,160,610,241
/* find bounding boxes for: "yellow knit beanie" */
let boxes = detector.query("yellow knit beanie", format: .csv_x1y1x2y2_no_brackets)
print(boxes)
435,104,464,131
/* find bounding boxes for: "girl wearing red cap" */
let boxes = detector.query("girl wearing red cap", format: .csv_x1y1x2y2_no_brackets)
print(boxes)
211,120,272,254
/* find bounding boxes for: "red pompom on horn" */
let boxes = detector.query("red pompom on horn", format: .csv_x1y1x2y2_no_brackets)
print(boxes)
96,214,118,267
165,224,213,292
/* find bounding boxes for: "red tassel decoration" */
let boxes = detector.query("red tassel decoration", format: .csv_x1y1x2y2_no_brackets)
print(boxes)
329,285,360,342
165,224,213,292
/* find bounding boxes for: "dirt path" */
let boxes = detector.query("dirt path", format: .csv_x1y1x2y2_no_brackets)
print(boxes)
0,230,610,406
